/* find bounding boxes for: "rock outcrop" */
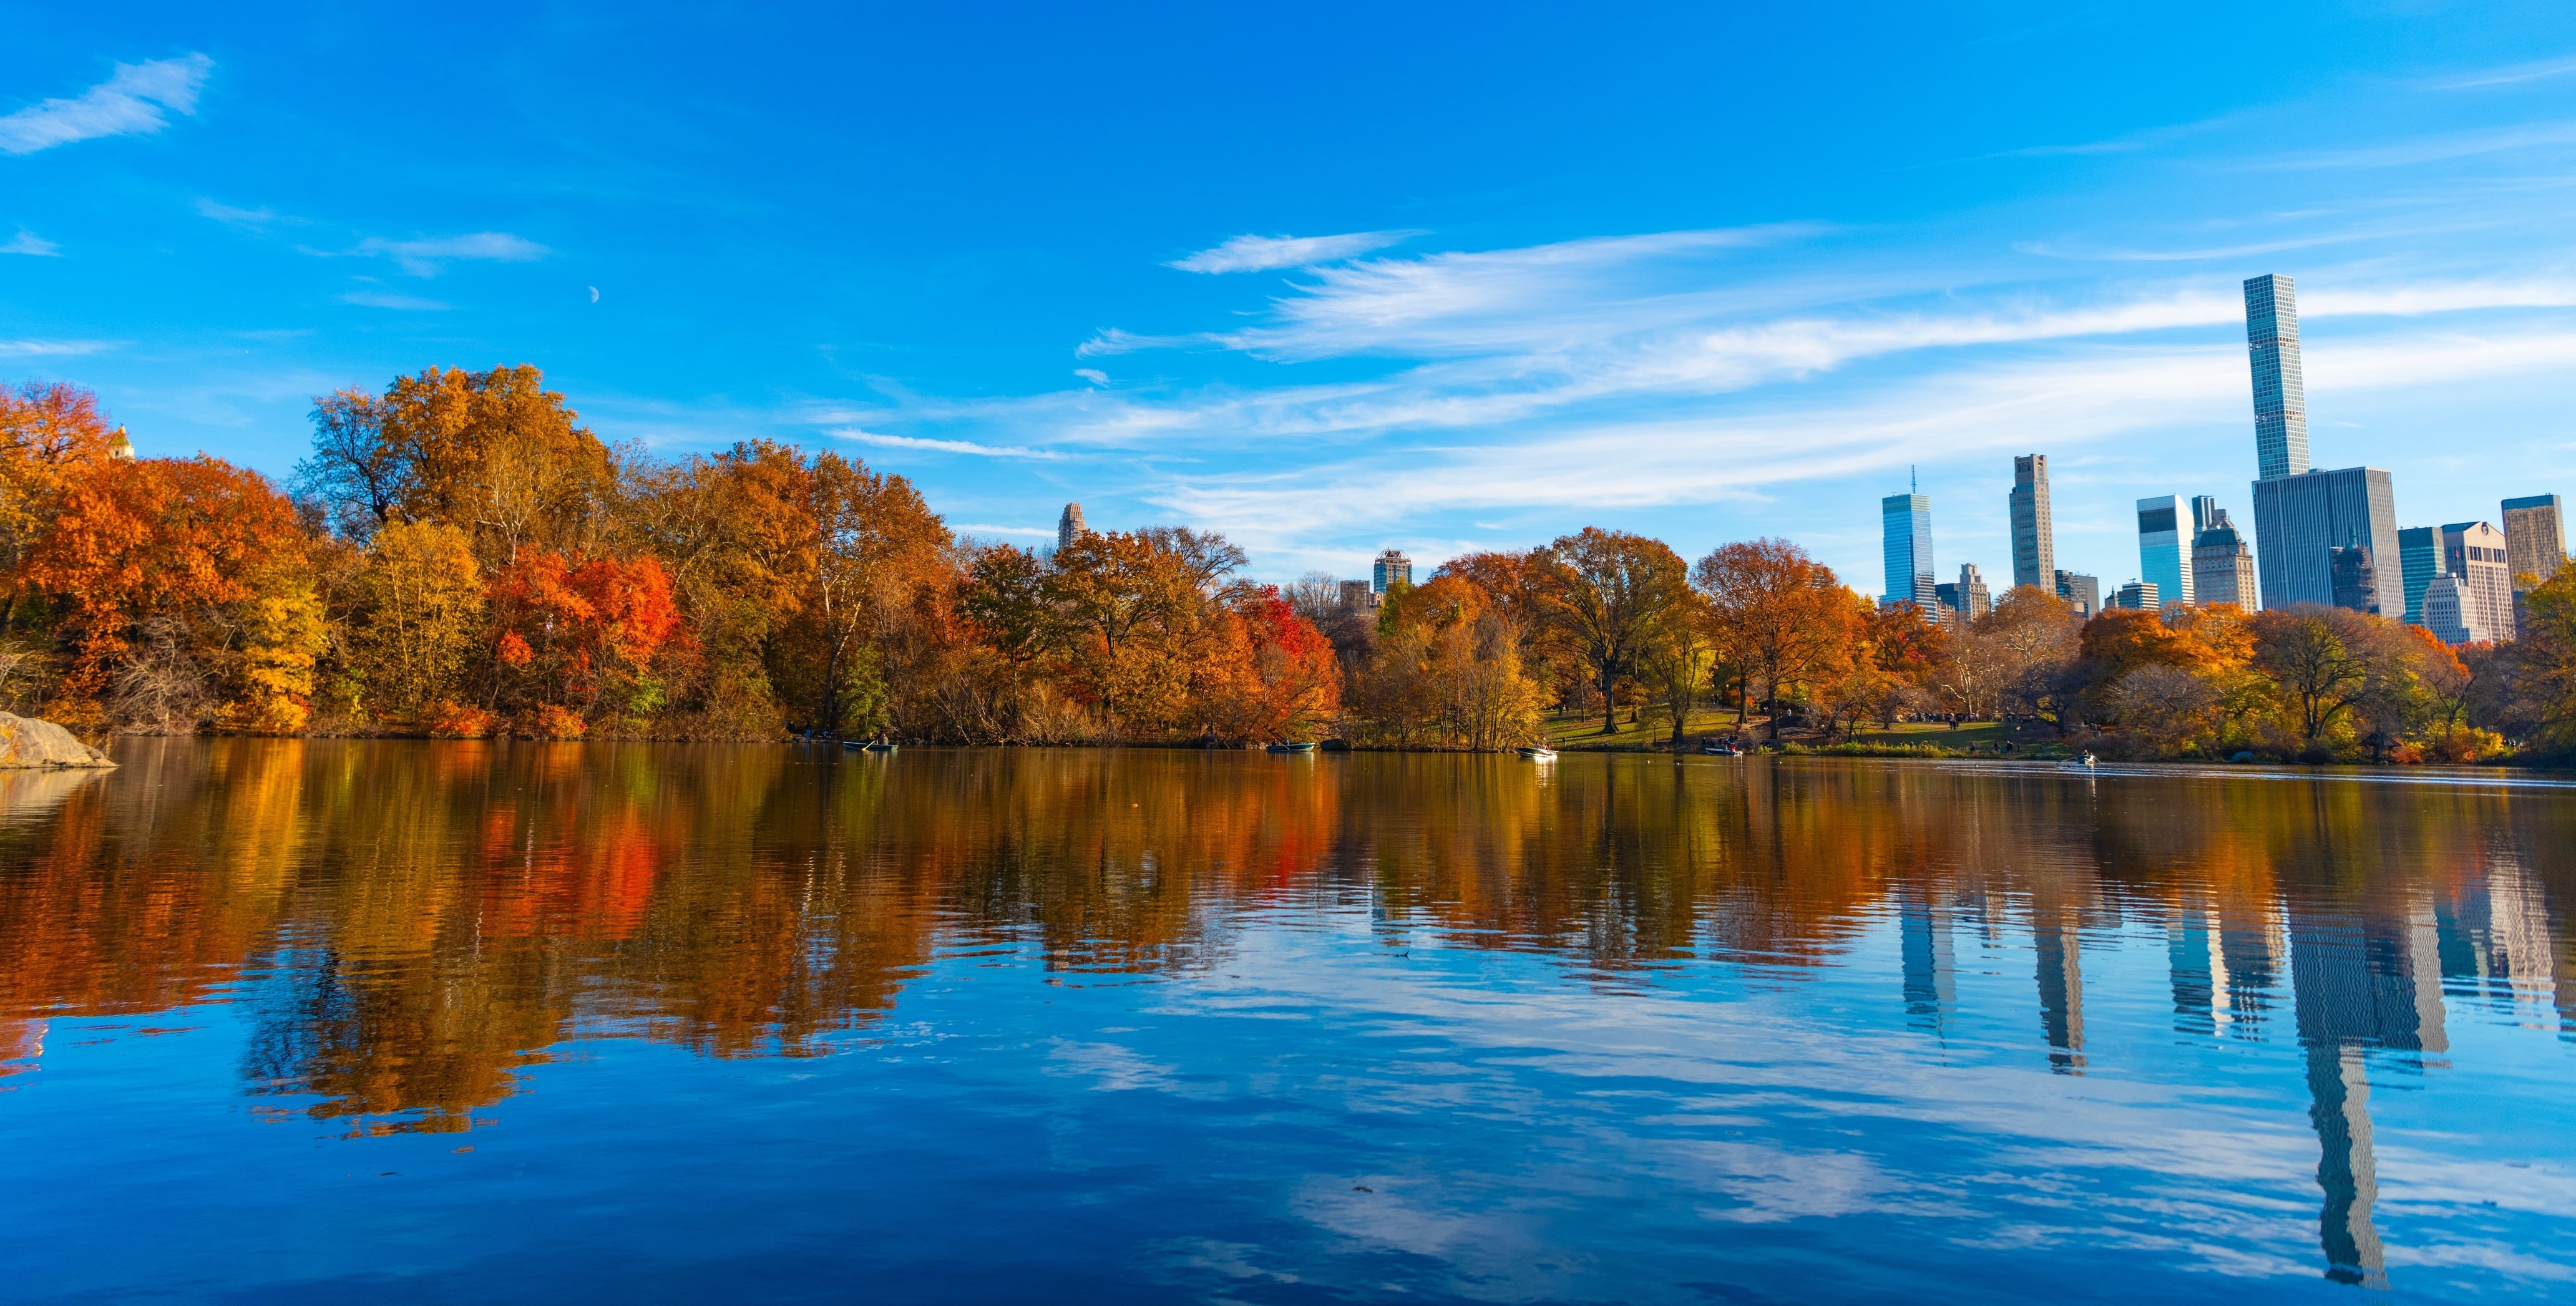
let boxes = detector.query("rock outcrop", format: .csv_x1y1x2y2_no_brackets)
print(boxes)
0,713,116,769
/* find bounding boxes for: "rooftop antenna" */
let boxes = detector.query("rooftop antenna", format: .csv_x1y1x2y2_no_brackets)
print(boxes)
1911,465,1918,494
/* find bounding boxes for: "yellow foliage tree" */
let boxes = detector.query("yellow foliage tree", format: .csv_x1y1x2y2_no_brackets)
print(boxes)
350,520,485,724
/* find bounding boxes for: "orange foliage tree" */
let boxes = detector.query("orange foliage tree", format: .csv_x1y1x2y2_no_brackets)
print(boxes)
19,455,321,729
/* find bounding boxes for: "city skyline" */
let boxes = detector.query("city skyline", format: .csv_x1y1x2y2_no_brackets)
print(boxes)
6,7,2576,593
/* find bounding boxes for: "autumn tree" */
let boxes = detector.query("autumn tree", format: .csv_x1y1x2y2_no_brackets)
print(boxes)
1977,586,2082,726
348,520,484,723
21,456,323,731
1694,538,1855,740
0,381,126,630
1540,528,1689,735
1637,588,1717,746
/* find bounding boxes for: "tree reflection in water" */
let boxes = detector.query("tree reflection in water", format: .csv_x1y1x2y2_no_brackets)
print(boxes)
0,741,2569,1284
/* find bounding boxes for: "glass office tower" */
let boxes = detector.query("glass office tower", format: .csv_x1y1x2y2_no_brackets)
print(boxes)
2137,495,2192,608
1883,490,1934,608
2010,455,2054,592
2252,467,2401,614
2398,527,2444,626
2245,274,2310,482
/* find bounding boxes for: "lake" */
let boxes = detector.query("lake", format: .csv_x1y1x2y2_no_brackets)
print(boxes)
1,740,2570,1302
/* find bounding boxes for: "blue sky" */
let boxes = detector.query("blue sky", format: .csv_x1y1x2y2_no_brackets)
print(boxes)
7,2,2576,593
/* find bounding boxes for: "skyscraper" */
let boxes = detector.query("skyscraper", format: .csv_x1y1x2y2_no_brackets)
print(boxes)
2501,493,2566,590
1371,548,1413,594
1934,563,1991,626
2137,495,2192,608
2440,522,2514,642
2054,570,2099,618
2329,545,2379,615
2114,580,2159,612
2245,274,2310,482
2252,468,2401,615
2242,274,2403,614
2422,575,2484,645
1882,485,1934,608
2191,501,2256,610
2398,526,2445,626
2009,455,2054,591
1056,502,1087,551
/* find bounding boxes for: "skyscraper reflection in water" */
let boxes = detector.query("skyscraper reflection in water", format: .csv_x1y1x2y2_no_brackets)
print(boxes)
2,743,2572,1300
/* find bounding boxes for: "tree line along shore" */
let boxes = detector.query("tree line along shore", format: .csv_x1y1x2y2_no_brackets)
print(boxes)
2,364,2572,763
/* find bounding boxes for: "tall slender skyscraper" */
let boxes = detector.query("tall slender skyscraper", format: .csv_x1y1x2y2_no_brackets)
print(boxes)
2137,495,2192,608
2009,454,2054,591
1056,502,1087,551
2243,273,2401,613
2245,274,2309,482
1883,482,1934,608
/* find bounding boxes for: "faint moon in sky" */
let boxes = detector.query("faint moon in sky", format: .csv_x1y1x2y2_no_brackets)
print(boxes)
588,286,600,303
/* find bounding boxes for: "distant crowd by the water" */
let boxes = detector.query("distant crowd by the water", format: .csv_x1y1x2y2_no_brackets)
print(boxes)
4,368,2574,764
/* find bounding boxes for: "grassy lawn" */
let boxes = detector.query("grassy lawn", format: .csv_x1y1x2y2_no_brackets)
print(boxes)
1539,711,2072,757
1847,721,2009,748
1541,709,1762,751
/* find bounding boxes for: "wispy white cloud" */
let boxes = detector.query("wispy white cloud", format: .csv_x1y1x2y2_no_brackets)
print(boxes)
0,54,213,155
1989,112,2237,159
0,338,115,358
1073,368,1109,386
2261,120,2576,170
355,231,552,276
2427,54,2576,90
336,291,451,310
834,429,1061,459
194,198,298,228
1167,230,1422,274
1,230,61,256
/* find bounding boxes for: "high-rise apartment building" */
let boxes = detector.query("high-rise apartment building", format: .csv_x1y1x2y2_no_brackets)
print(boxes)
1337,579,1374,610
1056,502,1087,551
2440,522,2514,643
2397,527,2445,626
2054,570,2099,618
2245,274,2310,482
1371,548,1413,594
2252,467,2401,615
2422,575,2484,645
2137,495,2192,608
2009,455,2054,592
1936,563,1991,626
2113,580,2160,612
1882,487,1934,608
2242,273,2404,615
2190,500,2256,608
2502,494,2566,590
2329,545,2380,615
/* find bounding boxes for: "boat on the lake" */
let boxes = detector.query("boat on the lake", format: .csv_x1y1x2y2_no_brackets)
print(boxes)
1265,741,1317,753
1517,745,1558,762
865,741,900,753
1699,739,1743,757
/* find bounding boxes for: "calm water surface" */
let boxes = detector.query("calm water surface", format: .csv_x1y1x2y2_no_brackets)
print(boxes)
2,741,2572,1302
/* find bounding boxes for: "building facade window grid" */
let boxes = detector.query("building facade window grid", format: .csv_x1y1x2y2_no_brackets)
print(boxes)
2010,454,2054,592
1882,492,1934,608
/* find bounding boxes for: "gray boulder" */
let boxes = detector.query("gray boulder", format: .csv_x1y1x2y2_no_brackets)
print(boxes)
0,713,116,769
